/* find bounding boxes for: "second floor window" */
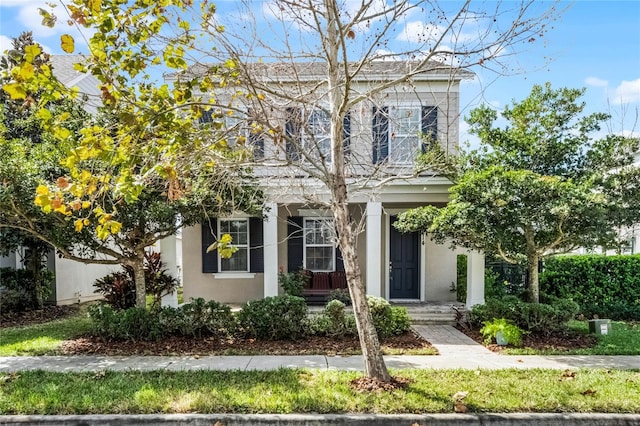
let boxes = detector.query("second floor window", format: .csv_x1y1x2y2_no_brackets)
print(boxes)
373,105,438,164
286,107,351,163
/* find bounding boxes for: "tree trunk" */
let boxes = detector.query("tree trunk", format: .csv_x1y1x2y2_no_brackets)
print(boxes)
526,252,540,303
131,253,147,308
334,204,392,382
324,1,390,380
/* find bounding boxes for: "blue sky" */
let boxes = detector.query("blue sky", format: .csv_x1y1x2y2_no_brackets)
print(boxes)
1,0,639,144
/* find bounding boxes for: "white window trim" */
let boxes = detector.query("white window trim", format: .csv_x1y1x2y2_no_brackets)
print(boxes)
388,105,422,165
303,217,336,273
217,218,250,273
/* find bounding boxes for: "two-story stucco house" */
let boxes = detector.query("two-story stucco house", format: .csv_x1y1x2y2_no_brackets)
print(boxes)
172,61,486,307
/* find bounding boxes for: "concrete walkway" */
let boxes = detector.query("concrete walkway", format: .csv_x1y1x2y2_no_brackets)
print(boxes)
1,325,639,372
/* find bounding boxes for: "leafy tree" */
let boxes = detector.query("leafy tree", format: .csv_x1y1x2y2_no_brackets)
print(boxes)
396,83,640,303
4,0,560,382
1,33,261,307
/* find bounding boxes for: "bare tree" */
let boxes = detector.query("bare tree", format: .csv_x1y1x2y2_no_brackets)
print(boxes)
167,0,563,382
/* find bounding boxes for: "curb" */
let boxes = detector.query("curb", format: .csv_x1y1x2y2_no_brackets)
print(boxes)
1,413,640,426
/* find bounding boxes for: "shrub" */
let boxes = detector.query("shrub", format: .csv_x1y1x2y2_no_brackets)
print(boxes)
540,254,640,319
278,269,309,297
238,295,308,340
311,299,357,337
179,298,237,338
93,251,180,310
480,318,523,346
0,267,53,312
470,295,578,335
327,288,351,305
366,296,411,338
88,304,163,341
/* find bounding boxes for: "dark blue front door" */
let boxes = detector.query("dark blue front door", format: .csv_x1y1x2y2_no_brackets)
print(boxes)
389,216,420,299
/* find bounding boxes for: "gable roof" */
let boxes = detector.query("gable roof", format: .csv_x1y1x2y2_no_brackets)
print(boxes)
50,55,101,114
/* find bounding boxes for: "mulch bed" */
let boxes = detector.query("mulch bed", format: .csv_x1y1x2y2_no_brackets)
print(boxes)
0,305,80,329
457,325,597,353
60,330,433,356
2,305,434,356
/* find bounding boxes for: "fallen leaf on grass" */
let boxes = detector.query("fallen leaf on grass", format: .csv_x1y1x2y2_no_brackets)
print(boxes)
560,369,576,381
453,391,469,413
581,389,597,396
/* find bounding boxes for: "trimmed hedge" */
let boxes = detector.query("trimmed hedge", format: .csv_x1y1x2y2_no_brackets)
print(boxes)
540,255,640,320
470,295,579,335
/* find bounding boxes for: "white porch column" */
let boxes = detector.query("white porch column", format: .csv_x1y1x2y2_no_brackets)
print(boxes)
160,234,179,308
263,202,279,297
466,250,485,308
366,201,382,297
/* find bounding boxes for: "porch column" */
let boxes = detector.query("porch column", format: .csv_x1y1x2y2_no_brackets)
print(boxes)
263,202,279,297
160,234,179,308
466,250,485,308
366,201,382,297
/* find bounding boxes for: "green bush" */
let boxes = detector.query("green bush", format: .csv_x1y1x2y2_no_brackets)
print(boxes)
367,296,411,338
238,295,308,340
278,269,310,297
327,288,351,305
179,298,237,338
310,299,357,337
88,305,163,341
540,255,640,320
89,298,237,341
470,295,578,335
0,267,53,312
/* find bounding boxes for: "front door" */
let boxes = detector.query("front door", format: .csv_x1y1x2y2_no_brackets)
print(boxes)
389,216,420,299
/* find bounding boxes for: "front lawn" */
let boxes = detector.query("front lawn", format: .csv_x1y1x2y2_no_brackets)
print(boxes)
0,312,92,356
1,369,639,414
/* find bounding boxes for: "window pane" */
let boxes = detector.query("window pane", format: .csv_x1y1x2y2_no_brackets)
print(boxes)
306,247,334,271
221,248,248,272
221,220,248,245
390,107,421,163
305,219,333,244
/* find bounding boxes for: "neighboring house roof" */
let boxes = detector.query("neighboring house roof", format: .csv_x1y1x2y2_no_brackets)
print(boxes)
49,55,101,114
170,60,475,83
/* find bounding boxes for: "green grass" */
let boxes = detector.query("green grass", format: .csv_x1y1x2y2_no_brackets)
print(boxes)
0,368,639,414
501,321,640,356
0,313,92,356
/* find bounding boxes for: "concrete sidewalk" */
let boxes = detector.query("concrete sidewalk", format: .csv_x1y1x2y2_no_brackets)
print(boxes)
1,353,639,373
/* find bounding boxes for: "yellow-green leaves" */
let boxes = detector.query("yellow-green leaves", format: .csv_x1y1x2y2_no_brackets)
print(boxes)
60,34,75,53
24,45,41,63
206,233,238,259
3,83,26,100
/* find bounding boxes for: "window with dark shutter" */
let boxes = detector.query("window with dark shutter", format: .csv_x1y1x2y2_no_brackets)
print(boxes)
201,219,218,273
343,111,351,159
372,106,389,164
421,106,438,152
249,217,264,273
287,216,304,272
285,107,302,161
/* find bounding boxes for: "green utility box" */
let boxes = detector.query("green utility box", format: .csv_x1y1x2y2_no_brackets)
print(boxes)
588,319,612,335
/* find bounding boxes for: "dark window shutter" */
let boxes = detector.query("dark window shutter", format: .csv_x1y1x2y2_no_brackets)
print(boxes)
201,219,218,273
249,132,264,159
285,107,301,161
249,217,264,273
421,106,438,152
342,111,351,159
199,108,214,125
335,245,345,272
287,216,304,272
372,106,389,164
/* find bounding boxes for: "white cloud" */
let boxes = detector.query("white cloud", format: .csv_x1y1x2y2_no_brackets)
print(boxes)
0,35,13,54
612,79,640,105
585,77,608,87
0,0,44,6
